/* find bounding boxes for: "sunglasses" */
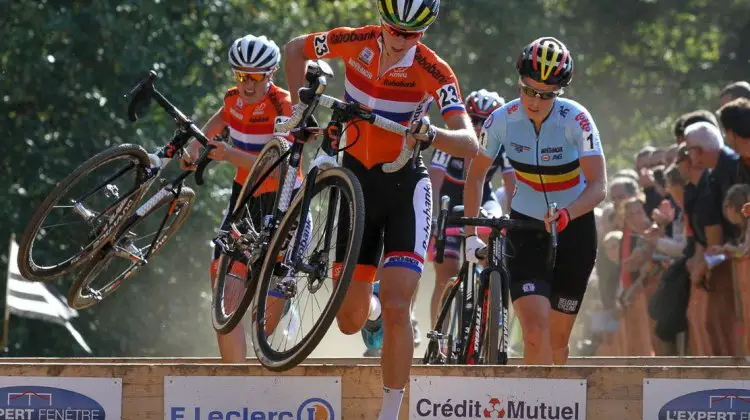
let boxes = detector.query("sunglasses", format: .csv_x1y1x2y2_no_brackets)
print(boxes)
234,71,270,83
470,115,486,127
381,23,423,40
518,80,561,100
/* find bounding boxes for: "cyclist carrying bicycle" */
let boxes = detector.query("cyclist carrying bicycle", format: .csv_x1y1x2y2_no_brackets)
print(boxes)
284,0,478,417
428,89,515,324
463,37,607,365
181,34,303,363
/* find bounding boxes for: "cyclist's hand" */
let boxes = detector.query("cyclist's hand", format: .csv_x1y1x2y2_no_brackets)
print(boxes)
465,235,486,264
544,207,570,233
406,117,434,151
207,139,230,161
179,148,198,172
743,202,750,217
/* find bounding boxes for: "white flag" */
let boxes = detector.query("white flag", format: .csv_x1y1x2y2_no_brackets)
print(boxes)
5,238,92,353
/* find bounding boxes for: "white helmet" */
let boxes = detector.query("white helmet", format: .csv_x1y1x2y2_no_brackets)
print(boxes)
228,34,280,72
465,89,505,118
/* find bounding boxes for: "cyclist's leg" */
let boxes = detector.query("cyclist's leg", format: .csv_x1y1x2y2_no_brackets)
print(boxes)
548,211,598,365
377,172,432,418
333,157,382,335
430,233,461,325
212,182,247,363
506,211,554,365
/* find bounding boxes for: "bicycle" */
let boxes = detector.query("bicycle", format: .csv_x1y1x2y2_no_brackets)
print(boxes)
423,196,554,365
17,70,221,309
207,60,430,371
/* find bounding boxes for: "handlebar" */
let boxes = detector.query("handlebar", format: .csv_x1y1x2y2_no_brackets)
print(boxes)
433,195,547,263
276,61,429,173
125,70,215,185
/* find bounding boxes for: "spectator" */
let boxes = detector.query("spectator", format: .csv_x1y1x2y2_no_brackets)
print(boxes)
650,148,667,167
636,146,656,172
719,81,750,106
674,110,721,144
666,144,679,165
717,98,750,182
609,176,641,209
614,169,639,183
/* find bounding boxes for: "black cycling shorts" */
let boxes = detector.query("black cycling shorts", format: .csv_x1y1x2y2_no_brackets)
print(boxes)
506,209,598,315
335,153,432,282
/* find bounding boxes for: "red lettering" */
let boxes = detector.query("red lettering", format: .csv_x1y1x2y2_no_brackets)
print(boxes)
575,112,590,131
507,104,519,114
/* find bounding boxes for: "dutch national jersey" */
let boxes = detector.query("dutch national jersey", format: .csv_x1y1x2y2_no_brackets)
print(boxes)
479,98,604,220
304,25,468,169
222,84,297,194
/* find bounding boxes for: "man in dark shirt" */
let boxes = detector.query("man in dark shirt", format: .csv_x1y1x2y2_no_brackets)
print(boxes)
684,122,742,241
717,97,750,184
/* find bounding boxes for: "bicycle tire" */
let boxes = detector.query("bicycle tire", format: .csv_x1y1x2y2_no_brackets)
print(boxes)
67,187,195,309
251,167,364,371
212,137,290,334
484,269,503,365
423,277,464,364
17,144,152,281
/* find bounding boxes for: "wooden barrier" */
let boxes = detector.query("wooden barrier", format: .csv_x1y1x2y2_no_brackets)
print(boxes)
0,361,748,419
1,356,748,365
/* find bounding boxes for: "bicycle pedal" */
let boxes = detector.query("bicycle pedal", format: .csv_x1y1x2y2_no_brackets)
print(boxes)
426,330,445,340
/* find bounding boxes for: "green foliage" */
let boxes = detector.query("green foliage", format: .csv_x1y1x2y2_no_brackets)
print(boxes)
1,0,748,356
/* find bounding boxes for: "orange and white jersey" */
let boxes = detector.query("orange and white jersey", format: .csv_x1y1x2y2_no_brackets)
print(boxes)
304,25,468,169
221,84,294,191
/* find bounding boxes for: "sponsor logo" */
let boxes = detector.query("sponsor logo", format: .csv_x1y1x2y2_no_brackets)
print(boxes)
347,58,373,79
388,71,408,78
252,102,266,115
658,388,750,420
541,147,563,154
522,283,535,293
574,112,591,132
511,142,531,153
541,154,551,162
229,107,244,120
410,95,431,129
0,385,107,419
415,397,582,419
422,182,433,251
330,30,376,44
559,106,570,118
507,104,519,114
248,116,269,123
557,298,579,313
170,397,335,420
358,47,374,65
415,51,449,85
313,34,329,58
484,114,494,129
383,79,416,88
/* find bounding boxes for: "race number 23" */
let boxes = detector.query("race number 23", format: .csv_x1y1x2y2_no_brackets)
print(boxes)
438,83,460,108
313,34,329,58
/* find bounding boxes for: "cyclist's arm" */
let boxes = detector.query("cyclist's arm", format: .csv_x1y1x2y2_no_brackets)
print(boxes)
285,27,352,104
566,155,607,219
186,107,227,158
283,35,311,105
428,151,449,217
565,108,607,220
502,171,515,213
464,153,493,237
431,114,478,159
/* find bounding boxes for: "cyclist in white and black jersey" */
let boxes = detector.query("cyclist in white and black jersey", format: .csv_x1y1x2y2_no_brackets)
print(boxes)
427,89,515,324
463,38,608,365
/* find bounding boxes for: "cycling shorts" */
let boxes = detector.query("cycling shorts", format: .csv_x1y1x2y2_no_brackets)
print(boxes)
506,209,597,315
335,153,432,283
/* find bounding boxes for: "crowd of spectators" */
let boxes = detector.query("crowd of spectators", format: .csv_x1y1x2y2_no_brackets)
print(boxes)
583,81,750,357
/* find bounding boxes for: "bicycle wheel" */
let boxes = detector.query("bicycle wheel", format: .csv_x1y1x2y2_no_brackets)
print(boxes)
67,187,195,309
212,137,290,334
423,276,463,364
17,144,152,281
483,269,505,365
251,167,364,371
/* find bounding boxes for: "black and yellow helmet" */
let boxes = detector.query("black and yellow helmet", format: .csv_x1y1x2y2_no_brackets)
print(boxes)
377,0,440,33
516,37,574,87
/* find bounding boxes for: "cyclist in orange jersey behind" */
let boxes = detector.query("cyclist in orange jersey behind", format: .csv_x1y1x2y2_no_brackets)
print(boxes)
284,0,478,417
181,34,307,363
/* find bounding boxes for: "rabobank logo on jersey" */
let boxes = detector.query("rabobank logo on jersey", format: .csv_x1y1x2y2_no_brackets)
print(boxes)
165,377,341,420
0,385,107,419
